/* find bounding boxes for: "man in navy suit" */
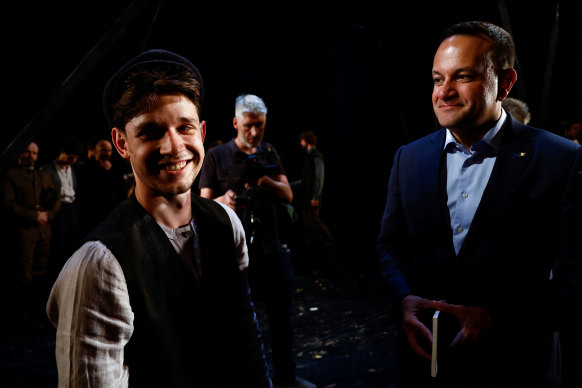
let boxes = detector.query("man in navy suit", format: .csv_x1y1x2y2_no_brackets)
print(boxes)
377,21,582,387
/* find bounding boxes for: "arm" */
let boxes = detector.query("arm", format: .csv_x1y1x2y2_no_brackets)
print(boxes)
3,172,38,224
256,173,293,203
200,187,237,211
311,156,324,204
377,148,437,359
47,241,134,387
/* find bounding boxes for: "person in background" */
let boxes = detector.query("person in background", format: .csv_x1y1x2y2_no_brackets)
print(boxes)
42,138,83,277
76,138,127,236
47,49,270,387
3,142,60,287
199,94,315,388
501,96,531,125
377,21,582,387
291,130,335,271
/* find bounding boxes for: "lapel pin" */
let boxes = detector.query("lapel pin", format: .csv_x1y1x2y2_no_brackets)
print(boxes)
512,152,526,158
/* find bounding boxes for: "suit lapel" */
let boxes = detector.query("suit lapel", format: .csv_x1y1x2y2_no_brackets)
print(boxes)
459,119,535,257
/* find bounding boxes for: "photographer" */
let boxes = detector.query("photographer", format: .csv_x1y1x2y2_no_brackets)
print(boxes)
200,94,313,388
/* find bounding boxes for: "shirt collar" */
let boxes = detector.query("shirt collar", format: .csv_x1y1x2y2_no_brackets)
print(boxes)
443,109,507,153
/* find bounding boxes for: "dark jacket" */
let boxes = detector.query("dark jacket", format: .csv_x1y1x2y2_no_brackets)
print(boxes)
377,116,582,385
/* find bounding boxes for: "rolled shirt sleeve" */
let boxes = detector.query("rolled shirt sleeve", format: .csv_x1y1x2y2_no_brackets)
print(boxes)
47,241,134,388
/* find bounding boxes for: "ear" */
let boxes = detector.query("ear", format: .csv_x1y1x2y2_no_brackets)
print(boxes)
111,128,130,160
200,120,207,143
232,116,238,130
498,68,518,101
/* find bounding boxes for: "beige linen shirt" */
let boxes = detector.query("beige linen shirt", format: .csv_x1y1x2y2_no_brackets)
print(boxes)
47,203,249,387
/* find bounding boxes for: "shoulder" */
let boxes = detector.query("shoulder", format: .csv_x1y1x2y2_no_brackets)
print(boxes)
51,241,128,300
509,122,580,157
397,129,445,156
207,139,234,157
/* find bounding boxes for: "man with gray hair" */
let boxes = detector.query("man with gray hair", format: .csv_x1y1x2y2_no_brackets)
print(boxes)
200,94,314,388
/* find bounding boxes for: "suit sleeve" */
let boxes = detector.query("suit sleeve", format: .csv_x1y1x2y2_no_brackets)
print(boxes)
552,146,582,322
377,146,412,303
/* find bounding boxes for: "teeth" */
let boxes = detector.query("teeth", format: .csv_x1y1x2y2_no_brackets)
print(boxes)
165,161,187,171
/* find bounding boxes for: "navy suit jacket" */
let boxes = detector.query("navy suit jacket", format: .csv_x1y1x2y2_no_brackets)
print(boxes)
377,115,582,341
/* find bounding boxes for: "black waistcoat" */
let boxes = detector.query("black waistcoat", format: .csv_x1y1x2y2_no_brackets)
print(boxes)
85,194,259,387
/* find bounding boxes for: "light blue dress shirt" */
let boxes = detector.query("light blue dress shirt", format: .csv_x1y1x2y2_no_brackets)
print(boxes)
445,110,507,254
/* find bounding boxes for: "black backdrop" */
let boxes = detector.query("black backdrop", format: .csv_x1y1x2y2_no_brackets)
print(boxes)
2,0,581,266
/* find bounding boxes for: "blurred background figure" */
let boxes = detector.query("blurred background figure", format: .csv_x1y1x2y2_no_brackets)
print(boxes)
502,97,531,125
76,138,127,237
2,142,60,287
291,131,336,272
43,137,83,279
565,121,582,144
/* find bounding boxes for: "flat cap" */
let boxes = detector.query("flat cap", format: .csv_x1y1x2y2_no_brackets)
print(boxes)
102,49,204,128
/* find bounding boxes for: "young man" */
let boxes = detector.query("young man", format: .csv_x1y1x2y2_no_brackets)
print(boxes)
377,21,582,387
47,50,270,387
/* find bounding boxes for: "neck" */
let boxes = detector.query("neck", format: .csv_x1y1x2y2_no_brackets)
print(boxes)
449,129,488,150
234,137,256,154
135,186,192,229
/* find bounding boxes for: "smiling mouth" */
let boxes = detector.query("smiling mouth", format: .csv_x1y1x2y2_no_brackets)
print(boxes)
164,160,189,171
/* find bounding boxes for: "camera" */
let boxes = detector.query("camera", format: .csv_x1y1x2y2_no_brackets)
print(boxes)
241,154,279,183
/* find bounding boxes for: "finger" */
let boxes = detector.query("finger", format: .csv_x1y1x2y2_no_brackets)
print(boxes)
432,300,458,314
407,332,432,361
450,327,473,347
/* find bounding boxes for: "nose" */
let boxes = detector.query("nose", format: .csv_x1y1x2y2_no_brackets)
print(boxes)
160,129,184,155
436,78,456,100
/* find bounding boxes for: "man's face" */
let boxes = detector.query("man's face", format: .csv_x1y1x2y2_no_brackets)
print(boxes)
58,153,79,166
432,34,501,133
112,94,206,197
95,140,113,161
299,139,308,150
20,142,39,167
233,112,266,151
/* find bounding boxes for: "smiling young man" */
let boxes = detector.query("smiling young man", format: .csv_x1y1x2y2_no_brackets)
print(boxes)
377,21,582,387
46,50,270,387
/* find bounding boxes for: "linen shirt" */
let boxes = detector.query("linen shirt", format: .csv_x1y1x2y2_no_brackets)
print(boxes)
445,110,506,254
46,202,249,387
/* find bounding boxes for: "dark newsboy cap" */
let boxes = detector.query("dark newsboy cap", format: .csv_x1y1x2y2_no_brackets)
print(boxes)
102,49,204,128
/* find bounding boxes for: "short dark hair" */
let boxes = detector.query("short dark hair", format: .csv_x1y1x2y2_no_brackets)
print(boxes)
61,138,84,156
103,50,204,131
439,21,516,75
112,64,202,131
299,130,317,146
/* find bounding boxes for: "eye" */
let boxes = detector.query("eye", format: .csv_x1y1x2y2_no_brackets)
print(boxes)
433,77,443,86
178,124,197,134
137,125,164,140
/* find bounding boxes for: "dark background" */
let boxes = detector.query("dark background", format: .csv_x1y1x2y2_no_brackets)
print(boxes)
1,0,581,266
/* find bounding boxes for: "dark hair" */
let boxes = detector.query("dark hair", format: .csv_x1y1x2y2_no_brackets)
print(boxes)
61,138,84,156
113,64,202,131
299,130,317,146
439,21,516,75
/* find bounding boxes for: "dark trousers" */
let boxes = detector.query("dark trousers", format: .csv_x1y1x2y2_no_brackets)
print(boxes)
248,246,296,385
50,201,80,277
17,237,50,285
